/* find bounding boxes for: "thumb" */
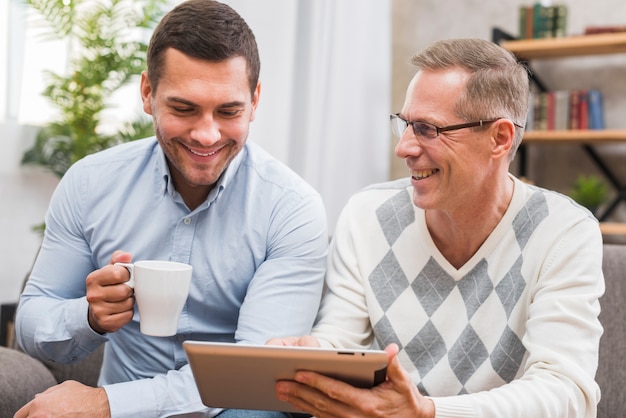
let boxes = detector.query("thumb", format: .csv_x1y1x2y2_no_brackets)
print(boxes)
110,250,132,265
384,343,405,382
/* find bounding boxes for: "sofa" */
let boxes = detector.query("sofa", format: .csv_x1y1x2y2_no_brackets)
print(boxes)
1,244,625,417
0,341,103,417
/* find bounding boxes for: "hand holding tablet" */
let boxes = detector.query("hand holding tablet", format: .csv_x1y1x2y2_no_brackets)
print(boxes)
183,340,388,412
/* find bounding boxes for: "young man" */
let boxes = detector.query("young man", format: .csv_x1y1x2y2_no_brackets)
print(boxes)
15,1,327,416
272,39,603,417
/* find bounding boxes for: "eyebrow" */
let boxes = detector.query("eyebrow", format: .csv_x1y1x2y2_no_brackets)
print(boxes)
166,97,247,109
166,97,197,107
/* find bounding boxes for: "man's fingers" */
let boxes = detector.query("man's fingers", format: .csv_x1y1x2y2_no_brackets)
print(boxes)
110,250,132,265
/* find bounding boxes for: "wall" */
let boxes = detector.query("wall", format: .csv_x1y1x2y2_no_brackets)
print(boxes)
390,0,626,225
0,123,58,306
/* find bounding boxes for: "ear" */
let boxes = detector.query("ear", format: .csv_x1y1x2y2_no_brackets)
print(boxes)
491,119,515,160
249,82,261,122
140,71,153,115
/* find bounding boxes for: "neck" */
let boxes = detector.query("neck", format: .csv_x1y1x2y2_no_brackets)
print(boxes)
426,175,515,269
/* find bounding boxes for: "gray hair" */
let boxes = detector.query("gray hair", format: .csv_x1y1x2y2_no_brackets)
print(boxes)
411,38,529,161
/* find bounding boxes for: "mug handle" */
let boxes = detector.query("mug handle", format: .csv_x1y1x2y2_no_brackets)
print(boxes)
114,262,135,288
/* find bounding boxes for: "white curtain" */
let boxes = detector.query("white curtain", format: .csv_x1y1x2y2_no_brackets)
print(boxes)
230,0,392,230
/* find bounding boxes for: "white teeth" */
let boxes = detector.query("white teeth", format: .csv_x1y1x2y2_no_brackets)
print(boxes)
188,148,217,157
411,169,438,179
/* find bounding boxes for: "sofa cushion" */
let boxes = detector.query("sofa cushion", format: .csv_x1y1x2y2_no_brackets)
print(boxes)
597,244,626,417
0,346,57,417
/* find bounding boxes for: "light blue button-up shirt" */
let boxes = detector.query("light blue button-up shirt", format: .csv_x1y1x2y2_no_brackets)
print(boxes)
16,137,328,417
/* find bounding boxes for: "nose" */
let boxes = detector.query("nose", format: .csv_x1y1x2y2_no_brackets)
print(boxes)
394,130,424,159
190,113,221,145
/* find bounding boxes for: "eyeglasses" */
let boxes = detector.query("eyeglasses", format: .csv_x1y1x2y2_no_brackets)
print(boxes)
390,113,523,141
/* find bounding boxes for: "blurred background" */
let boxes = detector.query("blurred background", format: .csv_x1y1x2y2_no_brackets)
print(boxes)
2,0,626,307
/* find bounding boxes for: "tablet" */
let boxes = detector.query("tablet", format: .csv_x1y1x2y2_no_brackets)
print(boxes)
183,340,388,412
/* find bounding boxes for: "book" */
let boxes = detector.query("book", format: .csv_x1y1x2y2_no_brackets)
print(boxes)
532,91,544,131
578,90,589,130
525,6,535,39
533,3,544,39
553,90,570,131
520,4,568,38
540,5,556,38
587,89,605,130
519,6,528,39
585,25,626,35
553,5,568,38
569,90,580,130
546,91,555,130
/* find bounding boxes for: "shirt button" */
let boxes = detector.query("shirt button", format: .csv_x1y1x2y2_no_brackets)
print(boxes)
183,218,191,225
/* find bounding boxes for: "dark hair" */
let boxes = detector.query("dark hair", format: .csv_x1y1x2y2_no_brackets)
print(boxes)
147,0,260,96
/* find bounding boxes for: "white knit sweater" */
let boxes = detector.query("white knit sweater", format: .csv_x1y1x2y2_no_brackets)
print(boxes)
312,175,603,418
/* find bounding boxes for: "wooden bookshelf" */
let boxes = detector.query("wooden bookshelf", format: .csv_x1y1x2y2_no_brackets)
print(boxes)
496,29,626,227
600,222,626,236
500,32,626,59
523,129,626,143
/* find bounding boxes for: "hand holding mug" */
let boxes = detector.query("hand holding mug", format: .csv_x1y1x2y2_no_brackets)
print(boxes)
115,260,193,336
86,250,136,334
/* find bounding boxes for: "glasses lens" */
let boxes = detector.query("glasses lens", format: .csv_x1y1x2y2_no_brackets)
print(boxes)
390,115,408,138
412,122,438,139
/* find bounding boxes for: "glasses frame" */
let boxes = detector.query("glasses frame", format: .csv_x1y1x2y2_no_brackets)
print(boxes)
390,113,524,139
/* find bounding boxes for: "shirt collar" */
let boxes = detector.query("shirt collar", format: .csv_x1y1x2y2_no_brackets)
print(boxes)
155,140,248,208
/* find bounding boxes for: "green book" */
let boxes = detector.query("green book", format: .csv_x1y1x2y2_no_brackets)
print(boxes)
533,3,543,39
519,5,527,39
553,5,568,38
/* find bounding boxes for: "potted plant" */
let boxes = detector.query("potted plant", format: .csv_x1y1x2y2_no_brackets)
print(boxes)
568,174,610,216
21,0,167,178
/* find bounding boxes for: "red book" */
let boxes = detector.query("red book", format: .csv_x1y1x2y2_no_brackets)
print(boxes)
578,90,588,130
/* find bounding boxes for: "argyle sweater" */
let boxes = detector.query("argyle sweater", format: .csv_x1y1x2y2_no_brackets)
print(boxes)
312,176,603,418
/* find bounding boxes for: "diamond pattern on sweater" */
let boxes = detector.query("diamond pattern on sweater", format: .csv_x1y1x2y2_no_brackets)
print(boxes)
495,255,526,318
373,314,402,349
457,259,493,319
513,191,548,250
368,186,551,394
404,320,447,377
449,325,489,384
375,190,415,246
369,250,409,311
490,325,526,382
411,257,456,316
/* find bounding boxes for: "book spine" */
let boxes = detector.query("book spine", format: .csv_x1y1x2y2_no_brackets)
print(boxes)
541,6,556,38
535,92,548,131
526,6,535,39
569,90,580,130
553,5,568,38
533,3,543,39
554,90,570,131
578,90,589,130
546,91,555,130
519,6,527,39
587,89,605,130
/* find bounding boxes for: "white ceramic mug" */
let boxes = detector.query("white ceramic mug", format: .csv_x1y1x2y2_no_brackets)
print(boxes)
116,260,193,336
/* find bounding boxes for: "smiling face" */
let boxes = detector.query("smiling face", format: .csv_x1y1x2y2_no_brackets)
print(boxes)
141,48,259,208
395,68,500,213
